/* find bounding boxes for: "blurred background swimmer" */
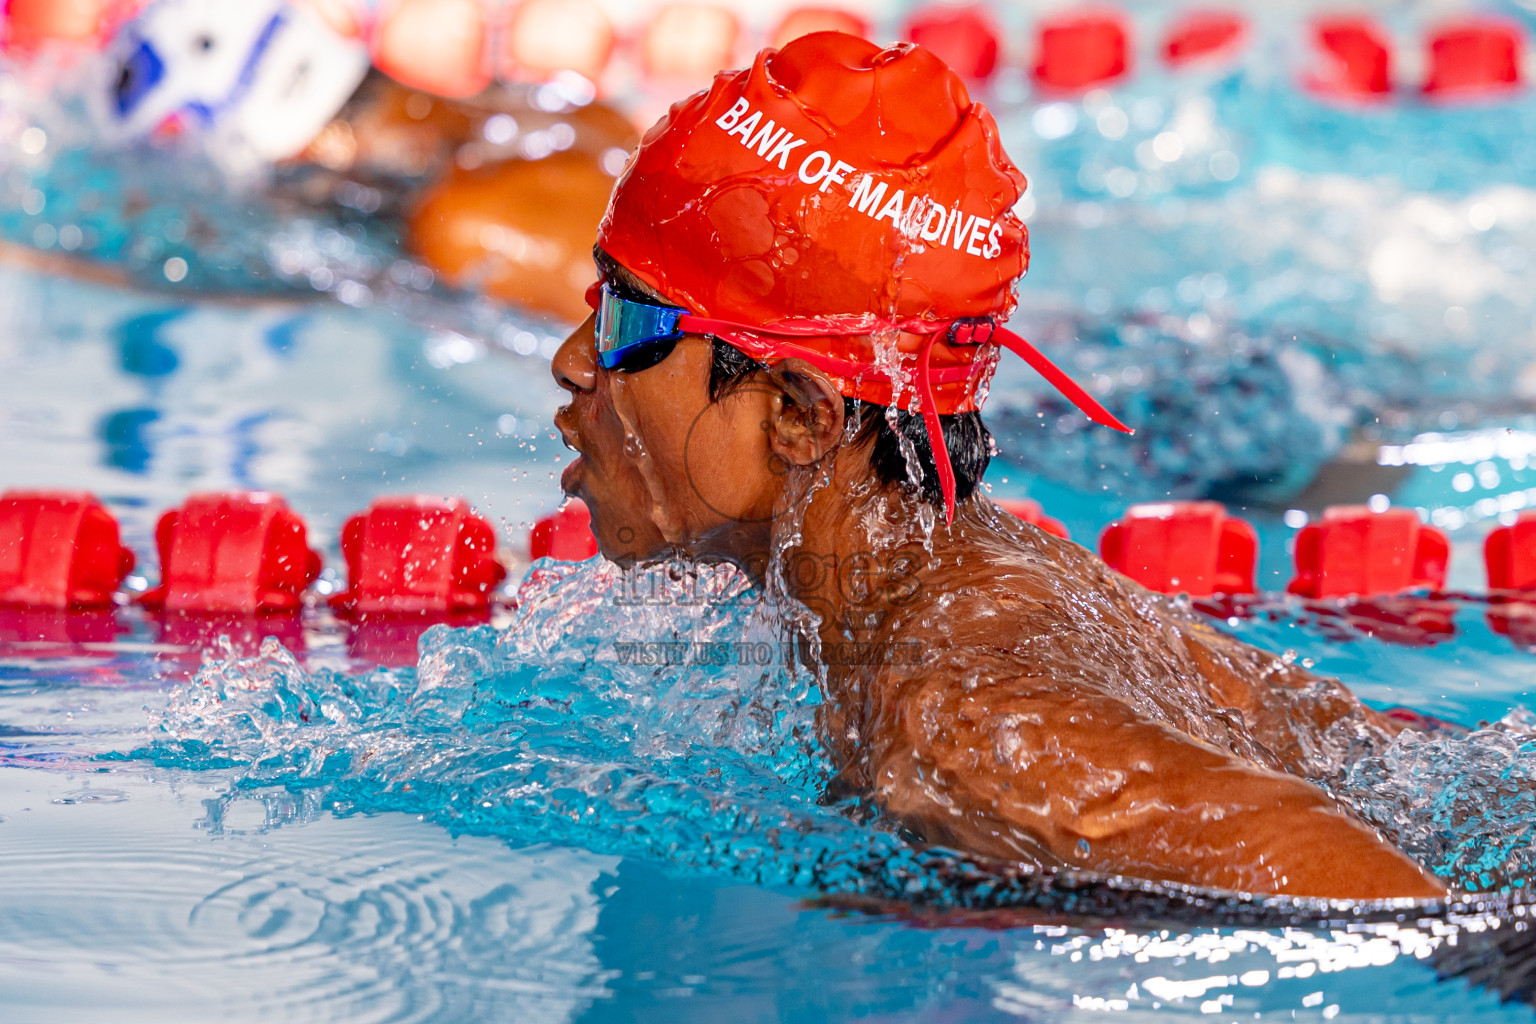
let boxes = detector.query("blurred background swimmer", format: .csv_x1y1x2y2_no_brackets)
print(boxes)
96,0,371,169
0,0,637,319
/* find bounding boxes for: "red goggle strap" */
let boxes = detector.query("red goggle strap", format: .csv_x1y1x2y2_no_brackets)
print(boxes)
680,316,979,386
681,314,1130,433
683,316,1132,522
587,297,1132,523
992,326,1132,435
914,333,959,522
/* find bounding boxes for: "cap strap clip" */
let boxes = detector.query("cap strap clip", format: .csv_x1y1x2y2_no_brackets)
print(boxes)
946,318,995,347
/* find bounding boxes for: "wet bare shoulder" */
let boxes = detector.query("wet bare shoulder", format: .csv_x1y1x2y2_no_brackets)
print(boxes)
878,514,1393,776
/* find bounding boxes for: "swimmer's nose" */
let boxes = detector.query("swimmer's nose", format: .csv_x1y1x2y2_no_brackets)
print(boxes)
552,313,598,395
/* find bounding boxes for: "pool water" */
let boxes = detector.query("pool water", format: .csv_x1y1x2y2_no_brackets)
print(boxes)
7,261,1536,1023
12,8,1536,1011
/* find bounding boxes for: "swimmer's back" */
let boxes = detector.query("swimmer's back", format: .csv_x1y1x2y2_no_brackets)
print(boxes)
846,505,1444,898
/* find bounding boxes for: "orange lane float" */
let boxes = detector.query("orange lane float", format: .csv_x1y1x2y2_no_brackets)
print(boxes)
370,0,494,98
497,0,614,85
771,6,869,50
641,3,741,84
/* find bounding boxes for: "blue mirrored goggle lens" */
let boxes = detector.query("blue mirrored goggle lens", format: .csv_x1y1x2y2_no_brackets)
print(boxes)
595,284,685,371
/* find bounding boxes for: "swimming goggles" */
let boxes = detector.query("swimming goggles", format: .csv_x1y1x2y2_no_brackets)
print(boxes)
588,281,687,372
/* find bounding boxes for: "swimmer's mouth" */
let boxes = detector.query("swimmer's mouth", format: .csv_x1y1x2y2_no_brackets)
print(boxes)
554,408,587,495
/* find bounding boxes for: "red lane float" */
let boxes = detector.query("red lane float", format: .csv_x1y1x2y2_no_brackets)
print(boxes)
996,498,1070,541
0,490,134,610
1286,507,1455,646
329,494,506,616
139,492,321,615
1307,16,1394,99
1161,10,1248,69
1288,506,1448,599
371,0,493,99
1032,10,1131,93
1099,500,1256,597
1424,18,1523,98
1485,510,1536,644
498,0,614,84
772,6,869,50
642,3,740,82
0,0,139,54
1487,510,1536,595
529,499,600,561
903,4,1001,82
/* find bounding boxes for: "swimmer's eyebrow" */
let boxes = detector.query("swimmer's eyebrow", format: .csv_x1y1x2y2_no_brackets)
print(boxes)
592,245,670,307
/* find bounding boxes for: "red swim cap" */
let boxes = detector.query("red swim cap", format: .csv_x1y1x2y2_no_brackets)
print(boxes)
598,31,1127,519
602,30,1027,331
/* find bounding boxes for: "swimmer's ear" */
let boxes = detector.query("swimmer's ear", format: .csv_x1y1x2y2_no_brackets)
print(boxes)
763,359,846,466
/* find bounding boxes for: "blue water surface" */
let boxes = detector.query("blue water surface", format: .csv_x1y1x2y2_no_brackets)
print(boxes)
4,258,1536,1021
11,12,1536,1011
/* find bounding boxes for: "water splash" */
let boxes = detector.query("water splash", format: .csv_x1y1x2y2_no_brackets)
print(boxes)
135,559,918,894
118,553,1536,919
1347,711,1536,893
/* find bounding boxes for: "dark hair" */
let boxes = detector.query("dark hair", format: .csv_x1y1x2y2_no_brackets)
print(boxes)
709,340,992,508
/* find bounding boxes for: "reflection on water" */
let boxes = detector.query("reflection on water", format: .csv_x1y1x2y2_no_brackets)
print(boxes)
3,768,1533,1022
0,773,617,1023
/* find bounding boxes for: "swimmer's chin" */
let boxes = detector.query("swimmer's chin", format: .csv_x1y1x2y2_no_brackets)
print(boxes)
590,524,731,573
559,455,585,496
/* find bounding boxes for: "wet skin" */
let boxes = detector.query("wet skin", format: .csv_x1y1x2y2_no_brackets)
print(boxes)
552,261,1448,901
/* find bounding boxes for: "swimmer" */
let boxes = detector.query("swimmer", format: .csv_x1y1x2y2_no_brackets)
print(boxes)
551,32,1447,900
